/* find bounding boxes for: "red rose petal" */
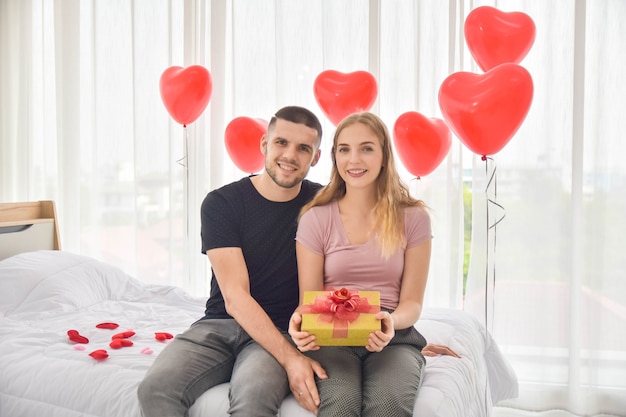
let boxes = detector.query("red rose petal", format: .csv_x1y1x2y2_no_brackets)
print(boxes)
155,332,174,341
96,322,119,329
67,329,89,344
112,330,136,340
89,349,109,360
109,339,134,349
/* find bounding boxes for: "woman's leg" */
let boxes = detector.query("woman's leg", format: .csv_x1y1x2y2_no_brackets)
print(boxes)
306,346,363,417
361,343,425,417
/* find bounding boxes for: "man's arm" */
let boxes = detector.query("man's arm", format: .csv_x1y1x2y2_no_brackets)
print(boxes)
206,247,327,413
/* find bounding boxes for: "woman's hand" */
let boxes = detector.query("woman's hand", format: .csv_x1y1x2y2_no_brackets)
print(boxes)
288,311,320,352
366,311,395,352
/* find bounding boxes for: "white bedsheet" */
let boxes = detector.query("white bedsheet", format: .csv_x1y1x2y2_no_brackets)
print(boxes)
0,251,517,417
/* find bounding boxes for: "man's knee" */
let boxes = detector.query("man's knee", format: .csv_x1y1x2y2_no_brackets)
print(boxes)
228,382,285,417
137,376,151,408
137,373,164,415
138,361,191,415
228,358,289,417
229,370,288,412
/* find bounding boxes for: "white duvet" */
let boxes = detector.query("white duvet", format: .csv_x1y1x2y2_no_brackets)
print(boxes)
0,251,517,417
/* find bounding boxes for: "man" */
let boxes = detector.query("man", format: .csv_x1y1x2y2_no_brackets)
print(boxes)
138,106,328,416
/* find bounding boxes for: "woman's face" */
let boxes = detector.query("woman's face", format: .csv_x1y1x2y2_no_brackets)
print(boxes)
334,122,384,191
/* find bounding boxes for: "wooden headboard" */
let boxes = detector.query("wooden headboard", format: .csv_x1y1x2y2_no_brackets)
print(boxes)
0,200,61,261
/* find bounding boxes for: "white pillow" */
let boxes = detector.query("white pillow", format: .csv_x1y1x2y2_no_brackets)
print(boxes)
0,250,77,314
0,250,143,315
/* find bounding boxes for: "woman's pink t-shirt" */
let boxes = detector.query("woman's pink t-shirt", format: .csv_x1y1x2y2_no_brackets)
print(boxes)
296,201,432,310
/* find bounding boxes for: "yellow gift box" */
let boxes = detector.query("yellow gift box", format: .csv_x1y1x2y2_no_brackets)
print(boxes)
301,289,381,346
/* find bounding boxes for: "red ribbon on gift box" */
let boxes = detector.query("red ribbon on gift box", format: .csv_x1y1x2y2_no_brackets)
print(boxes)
303,288,380,339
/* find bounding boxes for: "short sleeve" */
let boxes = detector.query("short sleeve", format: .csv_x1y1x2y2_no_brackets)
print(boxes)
405,206,432,248
201,187,242,253
296,207,326,256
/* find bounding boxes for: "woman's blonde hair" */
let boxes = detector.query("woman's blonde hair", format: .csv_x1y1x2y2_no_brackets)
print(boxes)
300,112,425,257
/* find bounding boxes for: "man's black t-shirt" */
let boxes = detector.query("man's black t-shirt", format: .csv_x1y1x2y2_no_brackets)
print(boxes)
200,176,322,331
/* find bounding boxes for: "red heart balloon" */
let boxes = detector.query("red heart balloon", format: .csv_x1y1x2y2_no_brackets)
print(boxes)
393,112,451,178
438,63,533,157
464,6,536,72
224,117,267,174
159,65,212,126
313,70,378,126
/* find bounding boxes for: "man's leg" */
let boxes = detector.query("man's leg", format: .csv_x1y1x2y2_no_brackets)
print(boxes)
227,333,292,417
138,320,240,417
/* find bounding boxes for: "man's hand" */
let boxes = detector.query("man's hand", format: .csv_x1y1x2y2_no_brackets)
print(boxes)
283,351,327,414
422,343,461,358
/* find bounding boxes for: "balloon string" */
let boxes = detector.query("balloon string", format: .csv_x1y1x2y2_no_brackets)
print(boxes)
176,127,188,168
481,155,506,417
409,176,423,196
483,156,506,229
177,127,190,286
482,156,505,335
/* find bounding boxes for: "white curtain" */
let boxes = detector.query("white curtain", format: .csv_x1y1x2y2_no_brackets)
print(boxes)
1,0,624,415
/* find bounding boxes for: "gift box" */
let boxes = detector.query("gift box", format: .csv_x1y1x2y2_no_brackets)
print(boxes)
301,288,381,346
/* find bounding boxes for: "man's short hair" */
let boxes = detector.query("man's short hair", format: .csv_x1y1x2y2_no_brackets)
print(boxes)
268,106,323,144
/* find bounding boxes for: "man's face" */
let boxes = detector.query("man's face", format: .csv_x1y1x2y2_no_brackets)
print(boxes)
261,119,321,189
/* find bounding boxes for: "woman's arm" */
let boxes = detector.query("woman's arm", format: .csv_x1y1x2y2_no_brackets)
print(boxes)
392,239,461,358
288,242,326,352
296,241,326,301
391,239,432,329
365,239,432,352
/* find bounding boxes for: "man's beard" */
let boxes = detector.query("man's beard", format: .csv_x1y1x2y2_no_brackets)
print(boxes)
265,159,307,189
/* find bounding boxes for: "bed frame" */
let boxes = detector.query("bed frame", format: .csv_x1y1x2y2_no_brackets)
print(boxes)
0,200,61,261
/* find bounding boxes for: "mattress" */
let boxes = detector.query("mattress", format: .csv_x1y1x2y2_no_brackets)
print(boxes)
0,250,518,416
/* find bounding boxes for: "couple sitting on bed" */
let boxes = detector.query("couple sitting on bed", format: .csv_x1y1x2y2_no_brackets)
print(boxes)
137,106,458,417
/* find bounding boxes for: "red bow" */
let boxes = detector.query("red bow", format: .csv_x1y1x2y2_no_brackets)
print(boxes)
305,288,379,338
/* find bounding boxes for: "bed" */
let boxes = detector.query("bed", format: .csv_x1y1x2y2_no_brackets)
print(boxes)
0,202,518,417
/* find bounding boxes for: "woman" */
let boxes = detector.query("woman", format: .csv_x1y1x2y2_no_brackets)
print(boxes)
289,111,444,417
